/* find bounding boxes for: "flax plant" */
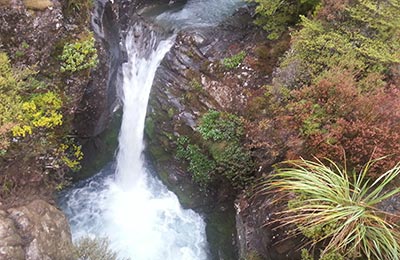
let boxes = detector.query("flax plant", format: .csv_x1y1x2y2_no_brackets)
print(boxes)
263,158,400,260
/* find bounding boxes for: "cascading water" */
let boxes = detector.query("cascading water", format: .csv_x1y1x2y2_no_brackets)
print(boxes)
60,0,245,259
60,26,208,260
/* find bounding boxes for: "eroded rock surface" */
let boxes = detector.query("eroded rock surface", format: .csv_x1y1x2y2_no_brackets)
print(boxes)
6,200,74,260
0,209,25,260
145,7,280,260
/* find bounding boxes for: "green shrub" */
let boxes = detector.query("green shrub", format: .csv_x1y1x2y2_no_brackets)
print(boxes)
0,53,62,149
59,141,83,172
280,1,400,86
221,51,246,69
60,35,98,73
210,142,254,187
12,91,63,137
190,79,203,92
261,158,400,259
197,110,243,142
176,136,216,186
177,110,254,189
249,0,320,39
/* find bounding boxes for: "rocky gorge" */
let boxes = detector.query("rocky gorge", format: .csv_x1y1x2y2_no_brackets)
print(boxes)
2,0,399,259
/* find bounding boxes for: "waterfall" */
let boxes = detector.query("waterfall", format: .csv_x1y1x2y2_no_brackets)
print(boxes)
60,0,246,259
59,24,208,260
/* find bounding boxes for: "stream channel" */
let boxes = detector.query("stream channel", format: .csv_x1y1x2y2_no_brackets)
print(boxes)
59,0,244,259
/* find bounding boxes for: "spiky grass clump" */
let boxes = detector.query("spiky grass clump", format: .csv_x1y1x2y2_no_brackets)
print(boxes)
264,158,400,260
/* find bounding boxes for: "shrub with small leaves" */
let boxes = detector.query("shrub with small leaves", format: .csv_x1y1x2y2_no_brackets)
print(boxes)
60,35,98,73
73,236,119,260
221,51,246,69
197,110,243,142
176,136,216,186
12,91,63,137
177,110,254,189
59,142,84,171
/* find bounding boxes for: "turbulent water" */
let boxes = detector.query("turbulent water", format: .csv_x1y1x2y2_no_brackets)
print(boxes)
154,0,245,28
60,0,244,259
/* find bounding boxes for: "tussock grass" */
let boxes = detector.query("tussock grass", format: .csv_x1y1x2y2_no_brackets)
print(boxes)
260,158,400,259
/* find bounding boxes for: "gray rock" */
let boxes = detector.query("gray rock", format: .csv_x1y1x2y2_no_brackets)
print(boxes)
0,210,25,260
8,200,74,260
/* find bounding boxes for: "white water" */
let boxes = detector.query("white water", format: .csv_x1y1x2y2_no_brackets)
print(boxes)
60,0,245,259
155,0,245,28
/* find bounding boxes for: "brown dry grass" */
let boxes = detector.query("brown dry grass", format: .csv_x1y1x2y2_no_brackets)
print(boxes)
23,0,53,10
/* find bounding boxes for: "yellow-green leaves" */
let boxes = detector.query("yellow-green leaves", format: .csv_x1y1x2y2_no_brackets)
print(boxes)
250,0,320,39
59,143,83,172
12,92,63,137
282,0,400,86
0,52,64,154
60,34,98,73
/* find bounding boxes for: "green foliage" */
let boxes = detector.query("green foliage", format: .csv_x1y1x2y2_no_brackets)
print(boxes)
190,79,203,92
176,136,216,186
0,53,61,150
74,236,119,260
221,51,246,69
177,110,254,188
300,249,313,260
262,158,400,259
281,1,400,86
0,51,80,191
197,110,243,142
0,53,22,149
144,117,155,139
209,142,254,187
250,0,320,39
300,249,344,260
59,141,84,172
60,35,98,73
12,91,63,137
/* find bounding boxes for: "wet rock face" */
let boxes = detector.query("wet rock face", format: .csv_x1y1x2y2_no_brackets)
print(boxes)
5,200,74,260
145,7,274,260
235,195,302,260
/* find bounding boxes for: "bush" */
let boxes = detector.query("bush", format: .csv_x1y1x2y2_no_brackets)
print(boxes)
0,51,83,192
197,110,243,142
176,136,216,186
280,0,400,87
285,68,400,175
261,158,400,259
250,0,320,39
74,236,119,260
221,51,246,69
12,91,63,137
60,34,98,73
177,110,254,189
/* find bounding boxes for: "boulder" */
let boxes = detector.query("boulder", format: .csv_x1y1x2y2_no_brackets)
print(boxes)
8,200,74,260
0,210,25,260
